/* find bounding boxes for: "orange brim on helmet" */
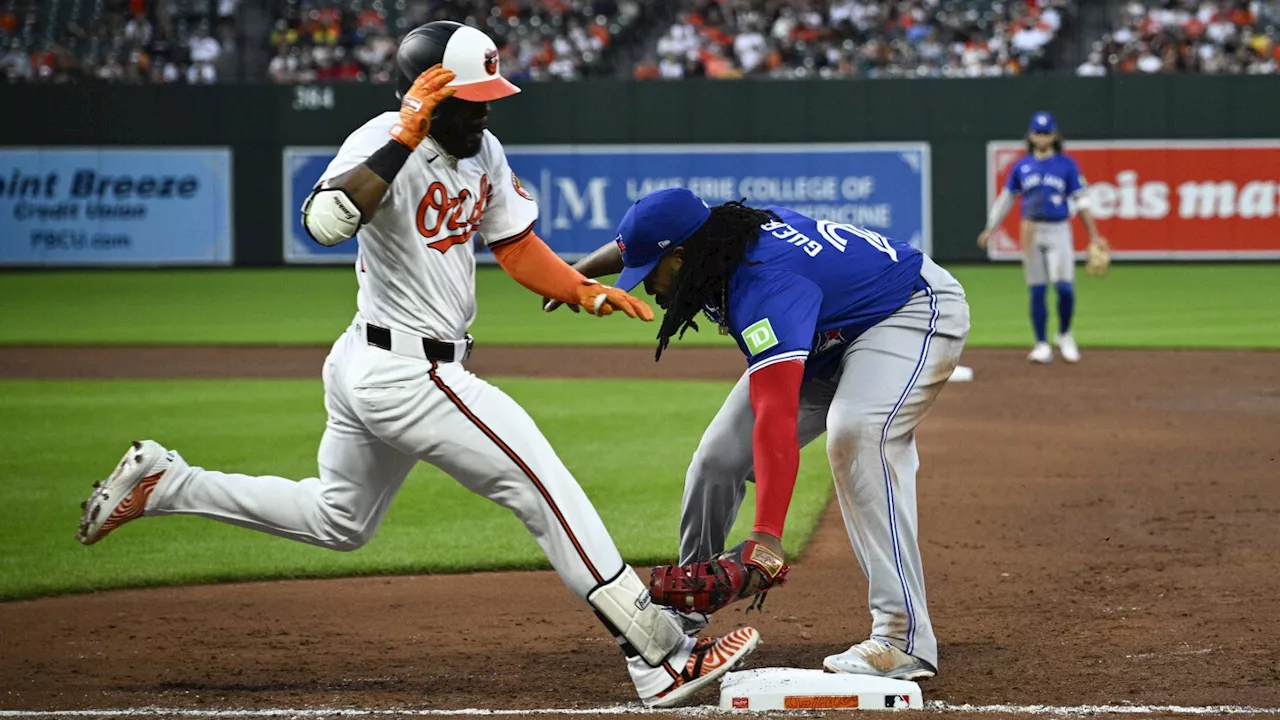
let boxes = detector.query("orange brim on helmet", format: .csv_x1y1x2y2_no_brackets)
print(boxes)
450,75,521,102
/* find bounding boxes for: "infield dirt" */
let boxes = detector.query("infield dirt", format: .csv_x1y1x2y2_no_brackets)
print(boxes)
2,346,1278,718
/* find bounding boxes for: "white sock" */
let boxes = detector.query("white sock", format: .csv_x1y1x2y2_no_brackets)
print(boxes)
627,635,694,698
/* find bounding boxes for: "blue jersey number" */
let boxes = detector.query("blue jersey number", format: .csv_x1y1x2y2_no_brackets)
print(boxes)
816,221,898,262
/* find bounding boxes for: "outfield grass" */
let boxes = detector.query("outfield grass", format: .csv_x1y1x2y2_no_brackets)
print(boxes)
0,378,832,600
2,264,1277,348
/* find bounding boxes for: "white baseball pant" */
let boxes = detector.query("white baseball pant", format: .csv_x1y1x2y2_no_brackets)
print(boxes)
141,319,690,697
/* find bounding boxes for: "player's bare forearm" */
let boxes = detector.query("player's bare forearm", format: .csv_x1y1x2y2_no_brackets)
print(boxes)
302,145,412,246
327,165,392,220
321,64,455,221
573,240,625,278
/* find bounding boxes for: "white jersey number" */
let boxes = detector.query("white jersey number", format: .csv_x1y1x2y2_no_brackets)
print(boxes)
816,221,899,262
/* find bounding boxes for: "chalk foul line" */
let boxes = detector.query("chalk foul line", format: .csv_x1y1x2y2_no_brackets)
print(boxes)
929,702,1280,716
2,703,1280,717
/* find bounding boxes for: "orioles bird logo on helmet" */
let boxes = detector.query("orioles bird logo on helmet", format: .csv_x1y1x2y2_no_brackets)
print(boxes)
483,48,499,76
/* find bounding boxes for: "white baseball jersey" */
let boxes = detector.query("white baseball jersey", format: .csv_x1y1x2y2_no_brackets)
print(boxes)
318,113,539,341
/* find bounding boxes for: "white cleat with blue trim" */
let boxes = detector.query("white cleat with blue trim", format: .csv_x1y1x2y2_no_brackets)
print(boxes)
823,638,936,681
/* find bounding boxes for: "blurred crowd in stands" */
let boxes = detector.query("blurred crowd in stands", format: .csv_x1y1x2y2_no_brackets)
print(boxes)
635,0,1067,79
1077,1,1279,75
2,0,1276,84
1,0,239,83
265,0,641,85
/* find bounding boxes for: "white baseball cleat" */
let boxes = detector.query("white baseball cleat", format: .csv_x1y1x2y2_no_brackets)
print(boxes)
823,638,936,681
643,627,761,708
1056,333,1081,363
77,440,173,546
1027,342,1053,364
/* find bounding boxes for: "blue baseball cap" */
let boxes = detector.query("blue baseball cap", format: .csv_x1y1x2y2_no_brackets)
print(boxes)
613,188,711,293
1029,111,1057,133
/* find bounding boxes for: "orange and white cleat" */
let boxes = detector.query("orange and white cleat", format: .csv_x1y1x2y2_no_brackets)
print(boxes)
643,627,761,708
77,440,172,546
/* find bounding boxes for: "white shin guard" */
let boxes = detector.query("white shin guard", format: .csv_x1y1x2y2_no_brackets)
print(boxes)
588,566,685,668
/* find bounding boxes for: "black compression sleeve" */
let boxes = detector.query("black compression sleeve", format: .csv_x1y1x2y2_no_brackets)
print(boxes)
366,141,412,184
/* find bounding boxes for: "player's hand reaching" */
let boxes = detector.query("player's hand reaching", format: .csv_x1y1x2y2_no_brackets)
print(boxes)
976,230,991,249
574,279,654,320
390,65,456,150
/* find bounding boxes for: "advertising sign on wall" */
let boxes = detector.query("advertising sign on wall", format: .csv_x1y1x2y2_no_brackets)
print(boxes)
284,144,931,264
986,140,1280,260
0,148,233,266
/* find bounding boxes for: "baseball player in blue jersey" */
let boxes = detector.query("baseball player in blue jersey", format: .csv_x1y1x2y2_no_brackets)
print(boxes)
978,111,1109,364
549,189,970,680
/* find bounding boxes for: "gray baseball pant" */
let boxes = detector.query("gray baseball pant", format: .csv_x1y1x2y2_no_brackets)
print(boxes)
677,255,969,669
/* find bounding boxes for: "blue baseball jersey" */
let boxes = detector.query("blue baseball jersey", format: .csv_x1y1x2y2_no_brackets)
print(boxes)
719,207,926,379
1004,153,1085,223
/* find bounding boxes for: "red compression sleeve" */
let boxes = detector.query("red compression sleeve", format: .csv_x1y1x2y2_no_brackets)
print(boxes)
748,359,805,538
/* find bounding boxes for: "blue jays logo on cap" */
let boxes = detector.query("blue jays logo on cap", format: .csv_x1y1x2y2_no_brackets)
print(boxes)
613,188,712,293
1029,111,1057,133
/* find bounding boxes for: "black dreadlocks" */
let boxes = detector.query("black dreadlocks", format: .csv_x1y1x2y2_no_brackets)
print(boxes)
655,200,780,361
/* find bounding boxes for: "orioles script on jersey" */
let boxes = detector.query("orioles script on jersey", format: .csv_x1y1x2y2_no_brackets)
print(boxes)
416,174,492,252
312,114,537,341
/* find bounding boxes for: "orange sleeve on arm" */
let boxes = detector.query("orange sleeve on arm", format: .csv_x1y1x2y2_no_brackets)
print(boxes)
490,231,589,306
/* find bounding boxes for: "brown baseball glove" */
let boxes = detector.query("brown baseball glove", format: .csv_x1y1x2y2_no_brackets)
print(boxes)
649,540,789,614
1086,241,1111,277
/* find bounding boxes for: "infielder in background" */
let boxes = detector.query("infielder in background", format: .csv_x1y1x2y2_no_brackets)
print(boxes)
978,111,1110,364
549,189,970,681
75,21,760,708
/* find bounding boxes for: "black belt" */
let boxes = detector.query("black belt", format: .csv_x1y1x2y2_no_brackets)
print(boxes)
365,324,473,363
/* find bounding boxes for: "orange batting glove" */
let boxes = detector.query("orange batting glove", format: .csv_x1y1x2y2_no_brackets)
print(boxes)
390,65,456,150
575,279,655,321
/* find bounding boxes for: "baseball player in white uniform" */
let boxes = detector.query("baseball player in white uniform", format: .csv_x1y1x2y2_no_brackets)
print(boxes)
75,21,759,708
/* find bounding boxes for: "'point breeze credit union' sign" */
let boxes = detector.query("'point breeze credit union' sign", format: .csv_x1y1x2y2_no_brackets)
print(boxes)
0,148,233,266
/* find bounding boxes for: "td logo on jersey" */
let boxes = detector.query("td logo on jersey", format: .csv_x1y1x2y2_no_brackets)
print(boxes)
416,175,492,253
742,318,779,355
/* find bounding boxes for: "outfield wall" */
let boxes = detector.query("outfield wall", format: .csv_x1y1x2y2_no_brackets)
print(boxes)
2,75,1277,266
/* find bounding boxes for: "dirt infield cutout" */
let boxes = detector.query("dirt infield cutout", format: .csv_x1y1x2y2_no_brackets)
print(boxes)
2,346,1278,717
